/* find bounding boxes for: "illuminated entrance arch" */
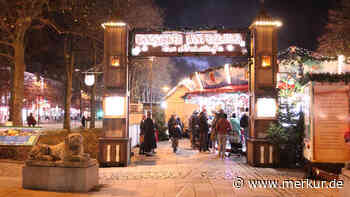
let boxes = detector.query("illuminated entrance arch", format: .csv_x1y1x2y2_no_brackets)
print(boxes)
99,8,282,167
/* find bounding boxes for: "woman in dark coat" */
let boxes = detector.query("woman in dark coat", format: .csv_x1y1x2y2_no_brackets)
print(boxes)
143,111,155,155
199,109,209,152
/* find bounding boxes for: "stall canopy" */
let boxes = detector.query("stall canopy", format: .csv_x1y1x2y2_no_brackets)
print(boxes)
163,63,249,125
183,63,248,98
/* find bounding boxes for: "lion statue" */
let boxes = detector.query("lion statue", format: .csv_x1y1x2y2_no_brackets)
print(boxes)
28,133,90,163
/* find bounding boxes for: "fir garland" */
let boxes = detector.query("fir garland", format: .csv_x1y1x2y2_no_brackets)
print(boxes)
299,72,350,85
278,46,336,64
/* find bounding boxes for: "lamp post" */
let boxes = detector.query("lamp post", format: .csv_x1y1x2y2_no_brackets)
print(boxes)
149,57,154,114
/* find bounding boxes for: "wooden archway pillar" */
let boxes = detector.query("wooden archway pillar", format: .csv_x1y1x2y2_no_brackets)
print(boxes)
247,9,281,167
99,20,130,167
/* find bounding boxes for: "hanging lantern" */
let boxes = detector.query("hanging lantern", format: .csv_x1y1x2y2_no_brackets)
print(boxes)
84,74,95,86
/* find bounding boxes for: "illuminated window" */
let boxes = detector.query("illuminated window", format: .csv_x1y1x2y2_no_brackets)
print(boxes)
262,56,271,67
256,98,276,118
104,96,125,117
111,56,120,67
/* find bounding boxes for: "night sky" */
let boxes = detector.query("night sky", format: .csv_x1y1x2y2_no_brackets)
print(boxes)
154,0,339,81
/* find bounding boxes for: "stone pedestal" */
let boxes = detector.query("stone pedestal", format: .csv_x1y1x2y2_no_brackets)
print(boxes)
22,160,98,192
340,168,350,197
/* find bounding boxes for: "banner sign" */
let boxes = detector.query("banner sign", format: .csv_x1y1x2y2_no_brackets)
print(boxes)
0,135,39,146
131,30,248,57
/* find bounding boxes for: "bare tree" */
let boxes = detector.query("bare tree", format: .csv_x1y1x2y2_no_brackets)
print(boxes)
129,58,176,103
0,0,163,126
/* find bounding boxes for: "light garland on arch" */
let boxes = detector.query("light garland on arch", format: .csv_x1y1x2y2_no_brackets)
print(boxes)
132,31,247,56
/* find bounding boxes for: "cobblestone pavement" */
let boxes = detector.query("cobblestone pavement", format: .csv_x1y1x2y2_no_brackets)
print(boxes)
0,140,344,197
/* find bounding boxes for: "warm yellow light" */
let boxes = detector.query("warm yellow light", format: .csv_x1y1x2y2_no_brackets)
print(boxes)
161,101,167,109
257,98,276,118
254,20,282,27
338,54,345,74
101,21,126,29
104,96,125,117
262,56,271,67
111,57,120,67
162,86,170,92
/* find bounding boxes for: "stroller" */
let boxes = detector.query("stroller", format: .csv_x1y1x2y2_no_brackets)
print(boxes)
190,126,200,149
228,129,243,157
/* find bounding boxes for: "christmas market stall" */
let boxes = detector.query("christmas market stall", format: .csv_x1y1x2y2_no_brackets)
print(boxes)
277,46,350,173
163,63,249,129
184,63,249,117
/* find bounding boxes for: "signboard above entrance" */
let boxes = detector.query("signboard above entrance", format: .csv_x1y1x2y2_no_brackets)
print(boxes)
131,30,248,57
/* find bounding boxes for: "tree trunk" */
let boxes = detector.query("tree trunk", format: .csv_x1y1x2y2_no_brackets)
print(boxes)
90,80,96,128
79,79,82,117
9,41,26,126
63,37,74,130
90,41,97,128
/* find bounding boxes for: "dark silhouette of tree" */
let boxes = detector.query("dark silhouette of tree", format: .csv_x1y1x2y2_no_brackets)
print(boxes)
317,0,350,56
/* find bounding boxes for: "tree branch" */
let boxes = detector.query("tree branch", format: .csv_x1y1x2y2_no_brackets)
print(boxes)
0,52,14,60
0,40,13,47
35,18,103,44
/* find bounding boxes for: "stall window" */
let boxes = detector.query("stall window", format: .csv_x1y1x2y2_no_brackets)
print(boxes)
261,56,271,68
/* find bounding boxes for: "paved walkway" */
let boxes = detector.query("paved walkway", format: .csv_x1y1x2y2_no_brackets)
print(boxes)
0,140,343,197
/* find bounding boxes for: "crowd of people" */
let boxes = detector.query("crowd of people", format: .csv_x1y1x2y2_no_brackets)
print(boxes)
187,108,249,159
137,108,249,160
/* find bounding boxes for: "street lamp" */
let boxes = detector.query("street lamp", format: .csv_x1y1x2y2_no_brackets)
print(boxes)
149,57,154,113
162,86,170,93
84,74,95,86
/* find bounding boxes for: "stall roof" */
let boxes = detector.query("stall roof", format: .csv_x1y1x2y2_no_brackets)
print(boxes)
184,84,248,98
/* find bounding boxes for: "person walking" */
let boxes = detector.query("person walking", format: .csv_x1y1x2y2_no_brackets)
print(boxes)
216,113,232,160
189,111,199,148
230,113,241,153
152,122,158,154
199,108,209,152
230,113,241,142
210,112,220,153
240,109,249,153
139,115,146,155
143,111,156,156
176,116,184,138
81,115,86,128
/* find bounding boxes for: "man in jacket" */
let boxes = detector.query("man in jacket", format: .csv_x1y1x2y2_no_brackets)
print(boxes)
216,113,232,160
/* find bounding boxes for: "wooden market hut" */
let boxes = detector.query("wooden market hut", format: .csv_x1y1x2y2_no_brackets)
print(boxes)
163,84,199,128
